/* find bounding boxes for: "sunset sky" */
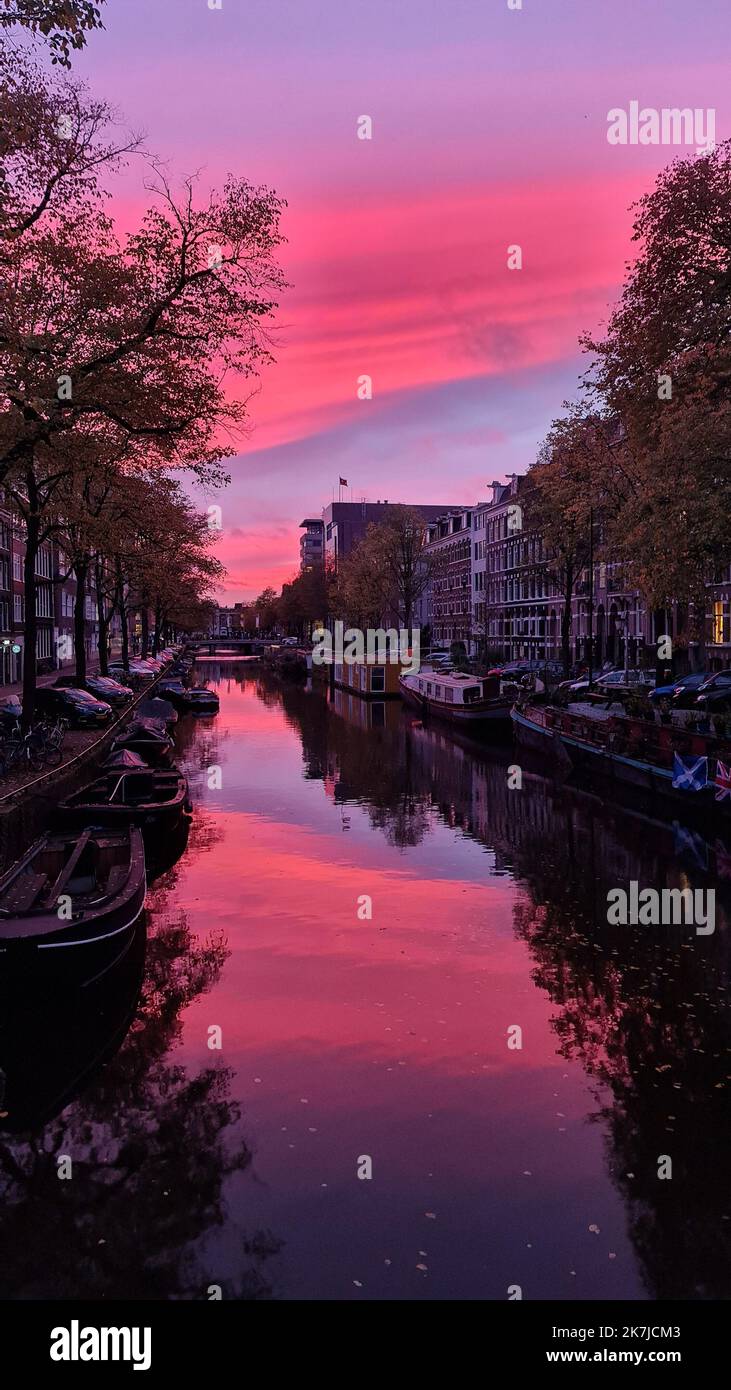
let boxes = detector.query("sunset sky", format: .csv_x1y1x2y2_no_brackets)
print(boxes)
76,0,730,599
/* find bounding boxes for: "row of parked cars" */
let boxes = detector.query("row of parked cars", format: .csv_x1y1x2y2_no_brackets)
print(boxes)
561,666,731,712
0,649,181,731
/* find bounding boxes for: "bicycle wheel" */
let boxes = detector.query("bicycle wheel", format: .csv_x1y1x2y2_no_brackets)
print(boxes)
43,740,64,768
27,740,46,772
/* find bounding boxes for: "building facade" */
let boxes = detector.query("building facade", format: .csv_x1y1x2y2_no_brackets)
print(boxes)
422,508,474,651
299,518,324,571
321,500,455,571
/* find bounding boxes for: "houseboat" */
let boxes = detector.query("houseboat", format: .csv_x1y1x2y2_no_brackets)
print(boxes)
334,658,403,699
399,670,512,729
511,699,731,819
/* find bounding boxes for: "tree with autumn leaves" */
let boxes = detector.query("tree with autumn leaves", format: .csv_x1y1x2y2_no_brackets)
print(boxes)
0,29,286,720
532,143,731,661
0,1,104,66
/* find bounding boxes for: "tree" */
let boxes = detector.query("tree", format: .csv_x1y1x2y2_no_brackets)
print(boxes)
125,481,224,656
333,505,433,630
279,566,331,638
332,538,386,630
368,505,433,629
0,52,286,719
581,141,731,624
253,587,279,634
0,1,104,66
525,414,601,675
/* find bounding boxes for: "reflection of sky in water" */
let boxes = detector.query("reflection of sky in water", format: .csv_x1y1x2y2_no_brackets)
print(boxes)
166,671,651,1300
3,664,728,1301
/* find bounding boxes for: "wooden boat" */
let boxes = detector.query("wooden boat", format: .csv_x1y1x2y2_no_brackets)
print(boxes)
0,827,146,979
399,670,512,730
511,700,731,819
112,717,174,763
58,767,191,831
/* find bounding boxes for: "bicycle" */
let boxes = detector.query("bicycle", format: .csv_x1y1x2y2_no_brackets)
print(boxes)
35,716,69,767
0,724,47,779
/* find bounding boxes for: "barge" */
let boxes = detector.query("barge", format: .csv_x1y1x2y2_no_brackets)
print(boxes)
399,671,512,731
512,700,731,818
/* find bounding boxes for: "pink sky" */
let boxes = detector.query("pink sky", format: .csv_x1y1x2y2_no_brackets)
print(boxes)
74,0,730,598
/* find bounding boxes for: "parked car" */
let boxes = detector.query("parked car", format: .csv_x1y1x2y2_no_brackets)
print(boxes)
674,669,731,709
649,671,710,704
109,662,155,686
562,668,654,696
694,689,731,714
596,669,655,691
34,686,113,727
55,675,134,707
693,670,731,712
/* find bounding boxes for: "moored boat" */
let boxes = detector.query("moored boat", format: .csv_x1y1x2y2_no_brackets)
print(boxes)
0,827,146,980
57,768,191,831
399,670,512,730
511,700,731,817
112,717,174,763
180,686,219,712
136,696,178,727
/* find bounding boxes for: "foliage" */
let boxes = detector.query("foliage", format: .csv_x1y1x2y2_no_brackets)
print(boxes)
0,1,104,66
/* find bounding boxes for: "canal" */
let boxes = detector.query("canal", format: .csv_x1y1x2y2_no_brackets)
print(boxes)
1,659,730,1301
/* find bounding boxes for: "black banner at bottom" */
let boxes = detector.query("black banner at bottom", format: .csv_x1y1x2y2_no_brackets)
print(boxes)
0,1298,725,1376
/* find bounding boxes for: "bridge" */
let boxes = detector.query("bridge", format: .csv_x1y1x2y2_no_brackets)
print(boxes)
186,638,276,656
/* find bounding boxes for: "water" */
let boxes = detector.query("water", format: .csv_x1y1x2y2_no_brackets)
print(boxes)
1,660,730,1301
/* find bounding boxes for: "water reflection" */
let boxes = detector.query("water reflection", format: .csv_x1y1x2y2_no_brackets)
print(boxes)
0,661,729,1300
253,670,731,1299
0,777,280,1299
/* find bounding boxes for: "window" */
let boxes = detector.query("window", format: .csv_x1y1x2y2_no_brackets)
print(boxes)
12,553,22,583
712,600,730,645
35,584,53,618
35,546,51,578
370,665,385,693
13,593,23,622
0,559,8,591
444,687,454,702
435,684,442,699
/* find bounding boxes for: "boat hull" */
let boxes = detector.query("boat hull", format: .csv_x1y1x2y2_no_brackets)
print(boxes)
0,828,147,985
400,678,511,730
511,705,731,817
58,772,189,833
